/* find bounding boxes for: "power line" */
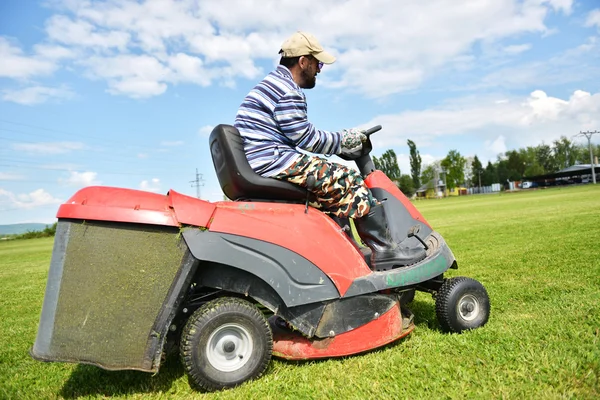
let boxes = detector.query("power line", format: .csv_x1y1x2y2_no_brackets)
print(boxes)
0,156,189,173
0,119,163,149
0,138,193,166
0,118,84,136
0,119,200,166
0,163,179,177
0,127,175,153
0,119,195,152
575,130,598,184
0,134,189,161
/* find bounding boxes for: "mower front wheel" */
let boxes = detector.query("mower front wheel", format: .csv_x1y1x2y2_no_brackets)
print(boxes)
435,277,490,333
180,297,273,391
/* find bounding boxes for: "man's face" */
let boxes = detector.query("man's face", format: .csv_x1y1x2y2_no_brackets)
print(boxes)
299,55,322,89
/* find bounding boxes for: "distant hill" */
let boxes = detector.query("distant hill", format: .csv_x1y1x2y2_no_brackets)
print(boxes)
0,223,50,235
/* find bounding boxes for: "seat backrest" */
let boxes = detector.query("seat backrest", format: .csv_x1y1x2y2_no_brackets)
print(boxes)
209,124,308,201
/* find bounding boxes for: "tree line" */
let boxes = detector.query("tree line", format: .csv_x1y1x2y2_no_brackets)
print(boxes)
0,223,57,241
373,136,600,196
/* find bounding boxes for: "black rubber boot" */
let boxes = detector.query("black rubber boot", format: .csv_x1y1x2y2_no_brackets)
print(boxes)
354,204,427,270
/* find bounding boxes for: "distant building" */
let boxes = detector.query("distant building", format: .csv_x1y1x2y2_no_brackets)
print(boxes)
523,164,599,185
448,187,468,196
416,180,447,199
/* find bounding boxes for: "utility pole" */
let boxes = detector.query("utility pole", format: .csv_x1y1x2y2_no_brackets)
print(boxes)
190,168,205,198
577,130,598,184
434,168,440,198
441,168,447,196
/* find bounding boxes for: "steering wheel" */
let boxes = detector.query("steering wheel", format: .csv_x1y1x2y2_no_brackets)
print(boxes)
337,125,381,161
363,125,382,136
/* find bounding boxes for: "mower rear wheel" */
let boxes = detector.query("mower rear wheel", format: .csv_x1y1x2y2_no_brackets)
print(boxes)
180,297,273,391
435,277,490,333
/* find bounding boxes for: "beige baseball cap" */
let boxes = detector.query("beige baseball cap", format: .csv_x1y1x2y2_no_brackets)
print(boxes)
280,31,336,64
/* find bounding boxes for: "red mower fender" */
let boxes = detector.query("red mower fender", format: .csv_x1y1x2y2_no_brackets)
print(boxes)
207,201,372,296
56,186,216,228
365,171,431,229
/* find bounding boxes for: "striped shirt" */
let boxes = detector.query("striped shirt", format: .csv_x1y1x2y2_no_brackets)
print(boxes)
234,65,342,177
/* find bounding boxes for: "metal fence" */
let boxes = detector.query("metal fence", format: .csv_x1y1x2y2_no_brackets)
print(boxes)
468,183,502,194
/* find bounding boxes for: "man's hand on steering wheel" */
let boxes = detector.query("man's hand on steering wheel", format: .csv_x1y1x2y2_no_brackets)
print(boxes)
340,128,367,156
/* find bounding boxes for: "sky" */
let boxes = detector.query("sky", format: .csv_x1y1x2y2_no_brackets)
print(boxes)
1,0,599,225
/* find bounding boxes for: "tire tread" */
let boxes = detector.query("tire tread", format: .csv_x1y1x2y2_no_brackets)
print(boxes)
435,276,490,333
180,297,273,391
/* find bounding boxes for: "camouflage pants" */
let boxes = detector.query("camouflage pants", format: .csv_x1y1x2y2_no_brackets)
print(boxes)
273,154,378,218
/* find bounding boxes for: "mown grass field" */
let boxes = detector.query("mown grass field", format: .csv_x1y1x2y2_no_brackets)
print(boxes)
1,185,599,399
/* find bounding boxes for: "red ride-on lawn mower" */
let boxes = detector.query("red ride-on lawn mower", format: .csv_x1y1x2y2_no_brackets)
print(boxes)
31,124,490,392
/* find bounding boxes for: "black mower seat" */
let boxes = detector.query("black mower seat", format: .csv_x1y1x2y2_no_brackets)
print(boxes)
209,124,308,201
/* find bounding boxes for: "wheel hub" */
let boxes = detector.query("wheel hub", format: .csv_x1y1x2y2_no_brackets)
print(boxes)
206,323,254,372
457,294,480,322
223,340,235,353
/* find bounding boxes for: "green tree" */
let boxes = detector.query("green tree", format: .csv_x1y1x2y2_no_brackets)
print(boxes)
481,161,497,186
407,139,421,190
43,222,57,236
573,143,600,165
440,150,465,189
397,174,415,197
496,158,512,183
519,146,538,175
372,149,401,182
471,155,484,187
505,150,526,179
553,136,577,170
524,163,545,177
574,144,589,164
536,143,556,173
420,164,436,188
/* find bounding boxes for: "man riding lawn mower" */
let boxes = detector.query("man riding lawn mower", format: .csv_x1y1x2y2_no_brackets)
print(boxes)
31,32,490,392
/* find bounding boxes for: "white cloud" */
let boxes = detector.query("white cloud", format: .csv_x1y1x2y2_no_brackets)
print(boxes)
316,0,573,97
365,89,600,152
13,141,86,154
0,0,577,99
0,188,62,210
477,37,599,90
108,78,167,98
2,85,74,105
585,9,600,29
545,0,573,14
83,54,170,98
32,43,77,60
198,125,214,136
0,37,57,79
167,53,212,86
140,178,161,193
58,171,100,187
485,135,508,156
502,44,532,54
420,154,440,168
46,15,130,51
80,50,256,97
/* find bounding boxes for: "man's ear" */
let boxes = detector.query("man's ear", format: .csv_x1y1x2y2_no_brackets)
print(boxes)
298,55,308,69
